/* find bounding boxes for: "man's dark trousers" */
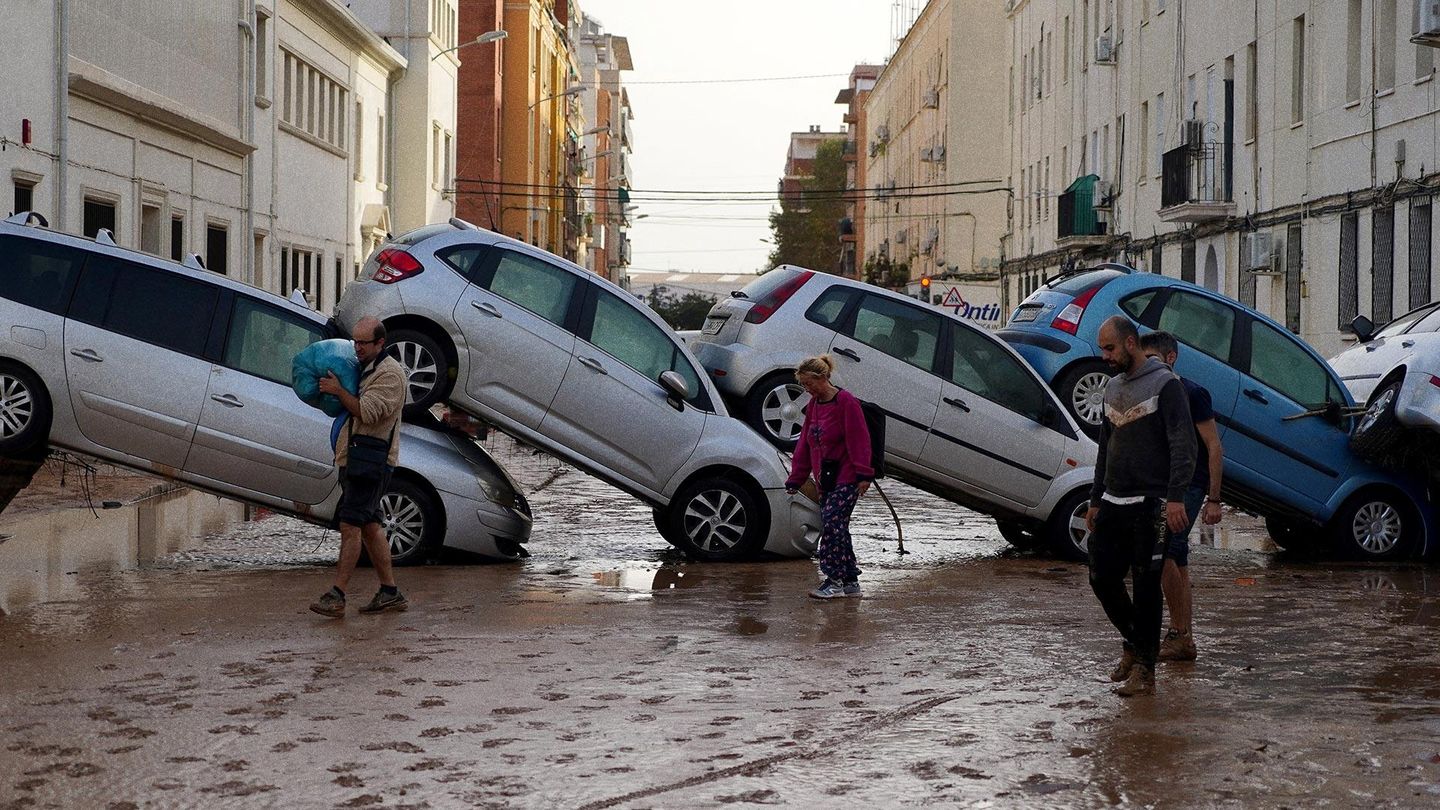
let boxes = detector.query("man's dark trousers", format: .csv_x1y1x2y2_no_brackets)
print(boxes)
1089,498,1170,666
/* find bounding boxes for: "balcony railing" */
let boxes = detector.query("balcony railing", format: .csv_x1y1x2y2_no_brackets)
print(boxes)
1057,174,1108,242
1159,142,1235,222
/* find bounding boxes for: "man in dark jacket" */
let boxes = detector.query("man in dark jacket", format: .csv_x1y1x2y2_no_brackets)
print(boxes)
1084,316,1196,696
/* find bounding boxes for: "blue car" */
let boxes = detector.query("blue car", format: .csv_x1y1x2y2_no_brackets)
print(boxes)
998,264,1435,561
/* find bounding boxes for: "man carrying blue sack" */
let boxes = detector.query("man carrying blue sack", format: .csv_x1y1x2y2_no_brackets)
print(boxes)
1084,316,1196,697
309,316,410,618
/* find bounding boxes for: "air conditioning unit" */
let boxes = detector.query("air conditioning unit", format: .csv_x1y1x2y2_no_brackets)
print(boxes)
876,124,891,142
1247,232,1276,271
920,146,935,162
1413,0,1440,46
895,228,908,244
1095,34,1116,63
934,144,946,162
922,88,940,108
1181,118,1205,147
1093,180,1114,210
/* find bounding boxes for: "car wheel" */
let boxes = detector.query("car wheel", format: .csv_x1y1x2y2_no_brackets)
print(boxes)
378,477,443,566
997,519,1045,550
1054,362,1112,440
1350,380,1405,462
1328,490,1416,561
0,363,52,456
1046,490,1092,562
385,328,453,412
1263,516,1315,551
668,477,766,562
653,507,684,548
744,373,810,450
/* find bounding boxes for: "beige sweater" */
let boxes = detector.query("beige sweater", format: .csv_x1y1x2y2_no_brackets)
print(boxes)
334,355,406,467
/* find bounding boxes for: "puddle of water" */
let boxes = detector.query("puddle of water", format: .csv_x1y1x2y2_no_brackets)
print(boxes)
0,490,243,616
1195,520,1279,553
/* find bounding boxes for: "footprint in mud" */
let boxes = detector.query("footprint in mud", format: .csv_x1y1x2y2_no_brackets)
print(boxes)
333,774,365,788
401,677,425,686
460,724,495,734
207,725,257,736
593,694,625,702
419,727,454,738
270,742,298,753
13,777,46,792
432,680,463,687
640,695,673,705
405,758,446,771
106,745,143,755
376,689,403,697
948,765,991,779
384,713,413,722
480,738,519,749
10,744,83,757
715,789,781,805
23,762,103,779
417,697,446,709
198,780,278,797
491,706,539,716
166,756,205,764
907,760,943,780
538,692,569,702
220,760,248,772
799,690,828,700
359,741,424,754
547,753,577,764
840,700,867,708
259,692,296,706
709,716,742,726
629,714,656,723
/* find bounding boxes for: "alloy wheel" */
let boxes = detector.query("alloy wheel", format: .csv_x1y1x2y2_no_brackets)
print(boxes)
759,383,810,443
387,341,440,406
1070,372,1111,427
380,492,427,558
681,488,749,554
0,373,35,440
1358,387,1396,435
1351,500,1403,556
1066,498,1092,557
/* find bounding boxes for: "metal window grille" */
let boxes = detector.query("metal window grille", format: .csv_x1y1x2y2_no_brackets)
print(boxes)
1151,242,1163,275
1239,233,1256,308
1409,199,1432,310
1181,239,1196,283
1373,206,1395,325
1285,223,1302,333
1339,212,1359,330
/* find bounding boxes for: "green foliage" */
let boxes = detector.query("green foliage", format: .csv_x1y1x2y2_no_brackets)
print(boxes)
862,256,911,289
644,285,719,330
765,138,848,274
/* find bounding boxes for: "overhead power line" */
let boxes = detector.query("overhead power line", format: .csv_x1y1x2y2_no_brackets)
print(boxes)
617,73,849,85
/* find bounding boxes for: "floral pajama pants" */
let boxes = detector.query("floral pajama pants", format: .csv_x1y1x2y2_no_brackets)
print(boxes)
817,483,861,583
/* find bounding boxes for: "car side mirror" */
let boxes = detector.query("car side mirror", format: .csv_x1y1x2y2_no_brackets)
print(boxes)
1351,314,1375,343
659,370,689,411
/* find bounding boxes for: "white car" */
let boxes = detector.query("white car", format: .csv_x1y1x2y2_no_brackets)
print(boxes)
1330,304,1440,459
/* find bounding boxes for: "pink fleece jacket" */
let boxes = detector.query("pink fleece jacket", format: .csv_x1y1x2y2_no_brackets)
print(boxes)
785,388,874,490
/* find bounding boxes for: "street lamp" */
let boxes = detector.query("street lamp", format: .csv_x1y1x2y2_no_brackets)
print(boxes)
529,85,586,110
581,125,610,137
431,29,507,61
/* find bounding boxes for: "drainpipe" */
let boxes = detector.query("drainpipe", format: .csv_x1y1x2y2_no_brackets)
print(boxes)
239,2,256,285
54,0,69,231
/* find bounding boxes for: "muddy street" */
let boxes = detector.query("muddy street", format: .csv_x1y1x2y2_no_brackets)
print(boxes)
2,438,1440,808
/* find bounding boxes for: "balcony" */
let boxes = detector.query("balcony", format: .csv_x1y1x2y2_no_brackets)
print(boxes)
1056,174,1110,248
842,139,858,162
1158,142,1235,222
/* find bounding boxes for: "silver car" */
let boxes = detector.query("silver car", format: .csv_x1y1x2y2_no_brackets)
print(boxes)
333,220,821,562
0,213,531,563
688,265,1099,558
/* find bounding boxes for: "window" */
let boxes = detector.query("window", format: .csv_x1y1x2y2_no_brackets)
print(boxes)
1347,1,1363,102
1339,212,1359,329
1248,321,1338,408
332,256,345,312
847,294,942,373
280,49,348,150
13,180,34,215
1063,16,1071,83
487,250,577,325
140,203,162,255
1410,200,1432,309
1139,100,1149,173
1245,42,1258,140
376,112,388,186
805,286,855,329
1154,93,1165,175
1377,303,1440,337
96,258,220,357
206,223,228,275
0,235,83,314
1373,206,1395,324
255,11,270,98
436,245,489,282
1156,291,1235,361
280,245,317,300
1412,305,1440,333
83,197,116,239
1120,290,1159,321
432,123,442,186
948,325,1050,423
170,216,185,261
1291,15,1305,123
354,101,364,180
588,287,703,404
1379,0,1397,92
225,297,323,384
443,130,453,190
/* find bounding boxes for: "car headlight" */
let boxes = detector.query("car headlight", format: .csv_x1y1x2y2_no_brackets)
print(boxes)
475,475,518,508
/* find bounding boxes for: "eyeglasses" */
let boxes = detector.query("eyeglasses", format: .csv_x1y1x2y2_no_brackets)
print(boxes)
353,337,382,346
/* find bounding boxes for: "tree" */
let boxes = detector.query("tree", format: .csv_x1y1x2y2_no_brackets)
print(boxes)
766,138,847,274
644,285,719,330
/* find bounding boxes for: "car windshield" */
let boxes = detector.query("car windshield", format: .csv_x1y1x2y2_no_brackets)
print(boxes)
1375,302,1440,337
738,267,804,302
1043,267,1128,296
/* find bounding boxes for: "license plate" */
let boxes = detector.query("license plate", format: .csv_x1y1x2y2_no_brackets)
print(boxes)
702,316,727,335
1010,306,1043,323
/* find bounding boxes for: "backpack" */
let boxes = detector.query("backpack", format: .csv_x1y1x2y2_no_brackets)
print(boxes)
859,400,887,480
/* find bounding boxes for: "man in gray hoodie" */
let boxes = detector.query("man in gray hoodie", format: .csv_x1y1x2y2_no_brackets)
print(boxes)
1084,316,1196,697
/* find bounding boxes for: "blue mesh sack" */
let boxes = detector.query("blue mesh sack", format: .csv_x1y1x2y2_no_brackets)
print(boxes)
292,338,359,417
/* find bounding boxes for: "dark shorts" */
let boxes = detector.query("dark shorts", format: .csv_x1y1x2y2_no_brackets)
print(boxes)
1166,486,1206,566
337,465,394,527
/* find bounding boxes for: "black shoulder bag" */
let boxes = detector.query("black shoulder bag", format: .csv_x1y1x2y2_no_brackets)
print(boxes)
346,416,398,482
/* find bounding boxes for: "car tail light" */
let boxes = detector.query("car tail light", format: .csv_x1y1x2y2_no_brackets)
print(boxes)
1430,375,1440,388
743,270,814,324
371,248,424,283
1050,285,1101,335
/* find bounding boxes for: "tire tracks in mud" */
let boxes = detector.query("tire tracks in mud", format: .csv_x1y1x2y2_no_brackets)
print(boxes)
573,692,962,809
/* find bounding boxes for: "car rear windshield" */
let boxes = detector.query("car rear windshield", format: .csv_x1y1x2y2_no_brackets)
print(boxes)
390,223,455,247
1044,267,1128,296
738,266,805,301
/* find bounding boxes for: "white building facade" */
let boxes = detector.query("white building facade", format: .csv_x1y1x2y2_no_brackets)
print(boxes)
1005,0,1440,358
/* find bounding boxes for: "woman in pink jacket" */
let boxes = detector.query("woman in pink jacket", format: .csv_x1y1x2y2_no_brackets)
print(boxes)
784,355,873,599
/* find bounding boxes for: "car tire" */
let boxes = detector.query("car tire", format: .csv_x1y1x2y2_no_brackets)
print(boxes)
0,362,52,457
1350,380,1405,462
744,372,810,450
377,476,444,566
653,507,685,548
1046,490,1093,562
667,476,766,562
1054,362,1113,441
385,328,453,414
997,519,1045,551
1327,489,1417,562
1262,516,1310,551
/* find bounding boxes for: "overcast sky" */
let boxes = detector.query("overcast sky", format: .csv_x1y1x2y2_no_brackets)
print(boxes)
578,0,895,276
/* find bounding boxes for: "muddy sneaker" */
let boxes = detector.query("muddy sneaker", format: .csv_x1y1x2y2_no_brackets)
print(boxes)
1108,648,1137,682
842,581,863,598
808,580,845,600
1113,663,1155,697
358,589,409,614
1159,629,1198,662
309,588,345,618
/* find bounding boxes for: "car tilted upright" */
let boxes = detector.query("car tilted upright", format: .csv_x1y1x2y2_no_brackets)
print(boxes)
686,265,1100,559
333,220,821,562
0,212,530,564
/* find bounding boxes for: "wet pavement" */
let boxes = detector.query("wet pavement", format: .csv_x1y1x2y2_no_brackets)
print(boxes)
2,435,1440,808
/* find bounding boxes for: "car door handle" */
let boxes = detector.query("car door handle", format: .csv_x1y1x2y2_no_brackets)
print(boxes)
943,396,970,413
210,394,244,408
69,348,103,362
1243,388,1269,405
834,347,861,362
577,356,608,375
470,300,503,318
1402,340,1414,348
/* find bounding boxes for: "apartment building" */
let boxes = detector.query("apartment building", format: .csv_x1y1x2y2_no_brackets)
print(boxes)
1006,0,1440,358
862,0,1009,326
835,65,883,280
577,15,635,285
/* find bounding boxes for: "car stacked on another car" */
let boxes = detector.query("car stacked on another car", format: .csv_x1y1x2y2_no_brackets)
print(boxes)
1329,302,1440,465
0,212,531,564
687,265,1100,559
333,220,821,562
998,264,1436,561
